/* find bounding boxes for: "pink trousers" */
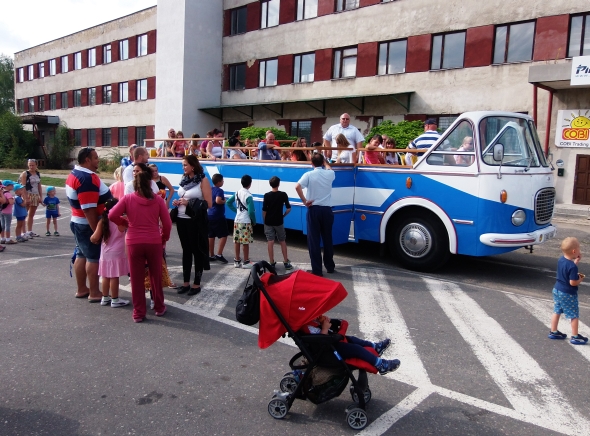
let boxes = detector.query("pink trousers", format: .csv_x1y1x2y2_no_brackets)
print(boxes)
127,243,164,321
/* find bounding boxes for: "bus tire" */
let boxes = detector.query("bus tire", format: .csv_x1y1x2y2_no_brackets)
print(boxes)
389,213,449,271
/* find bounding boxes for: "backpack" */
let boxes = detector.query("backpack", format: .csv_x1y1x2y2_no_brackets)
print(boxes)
236,271,260,326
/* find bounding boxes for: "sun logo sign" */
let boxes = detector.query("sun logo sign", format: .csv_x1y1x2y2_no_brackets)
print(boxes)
557,110,590,147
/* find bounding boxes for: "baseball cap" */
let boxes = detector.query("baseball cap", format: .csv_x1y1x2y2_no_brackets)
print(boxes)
425,118,437,125
13,183,24,191
46,186,56,194
2,180,14,187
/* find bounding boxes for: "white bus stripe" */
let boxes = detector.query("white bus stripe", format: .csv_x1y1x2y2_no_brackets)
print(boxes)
352,267,431,387
426,278,590,436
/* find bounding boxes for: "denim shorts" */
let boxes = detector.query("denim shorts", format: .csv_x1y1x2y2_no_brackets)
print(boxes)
553,288,579,320
70,221,101,263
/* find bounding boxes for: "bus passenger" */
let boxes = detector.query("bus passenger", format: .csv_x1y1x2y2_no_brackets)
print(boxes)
207,129,225,160
334,134,353,164
454,136,475,166
189,133,201,157
384,137,399,165
172,131,186,157
364,135,385,165
258,133,281,160
291,138,308,162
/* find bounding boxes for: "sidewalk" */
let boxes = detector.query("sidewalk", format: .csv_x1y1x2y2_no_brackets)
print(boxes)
552,203,590,226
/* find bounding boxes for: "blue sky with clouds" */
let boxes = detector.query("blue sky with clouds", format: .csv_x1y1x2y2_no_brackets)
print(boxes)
1,0,156,57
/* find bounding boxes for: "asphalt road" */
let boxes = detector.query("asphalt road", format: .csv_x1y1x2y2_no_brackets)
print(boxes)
1,189,589,436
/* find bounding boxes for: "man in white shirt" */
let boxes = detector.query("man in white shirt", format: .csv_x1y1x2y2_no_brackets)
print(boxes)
122,146,146,184
322,113,364,162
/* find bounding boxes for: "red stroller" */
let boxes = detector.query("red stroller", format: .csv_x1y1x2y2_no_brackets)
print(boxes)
251,262,380,431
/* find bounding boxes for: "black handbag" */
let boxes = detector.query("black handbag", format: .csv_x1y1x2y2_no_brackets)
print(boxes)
236,272,260,326
170,207,178,223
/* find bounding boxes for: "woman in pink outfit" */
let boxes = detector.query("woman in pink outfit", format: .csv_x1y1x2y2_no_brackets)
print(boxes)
109,171,172,323
109,167,125,200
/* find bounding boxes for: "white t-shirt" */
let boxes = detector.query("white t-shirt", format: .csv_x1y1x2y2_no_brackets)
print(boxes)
122,164,134,185
176,183,204,219
323,124,365,159
124,180,160,196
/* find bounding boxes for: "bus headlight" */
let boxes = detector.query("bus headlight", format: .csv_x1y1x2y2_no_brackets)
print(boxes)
511,210,526,226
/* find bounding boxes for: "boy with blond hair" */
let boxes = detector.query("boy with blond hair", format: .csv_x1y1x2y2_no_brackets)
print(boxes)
549,237,588,344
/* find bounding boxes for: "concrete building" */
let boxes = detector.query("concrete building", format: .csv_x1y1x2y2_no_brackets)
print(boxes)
13,0,590,205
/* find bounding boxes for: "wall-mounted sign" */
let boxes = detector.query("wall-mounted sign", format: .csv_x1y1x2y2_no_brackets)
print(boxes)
556,110,590,147
571,56,590,86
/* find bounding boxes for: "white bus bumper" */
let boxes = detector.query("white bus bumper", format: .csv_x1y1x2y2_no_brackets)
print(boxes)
480,225,557,247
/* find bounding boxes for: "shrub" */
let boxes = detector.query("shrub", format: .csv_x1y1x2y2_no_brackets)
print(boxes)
239,126,297,144
364,120,425,149
98,148,124,174
46,125,75,169
0,111,35,168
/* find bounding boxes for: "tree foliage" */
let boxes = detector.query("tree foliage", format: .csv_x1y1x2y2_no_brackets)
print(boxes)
364,120,425,149
46,125,75,169
0,111,35,168
0,54,14,114
239,126,297,143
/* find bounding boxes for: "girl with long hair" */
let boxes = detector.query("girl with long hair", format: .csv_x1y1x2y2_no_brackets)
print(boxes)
290,137,308,162
364,135,385,164
172,131,187,157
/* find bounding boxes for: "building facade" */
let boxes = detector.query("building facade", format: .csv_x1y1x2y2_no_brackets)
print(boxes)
14,0,590,205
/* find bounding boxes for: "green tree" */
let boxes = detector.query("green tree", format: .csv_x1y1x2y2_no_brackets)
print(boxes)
0,111,35,168
0,54,14,113
239,126,297,144
47,125,75,169
364,120,425,149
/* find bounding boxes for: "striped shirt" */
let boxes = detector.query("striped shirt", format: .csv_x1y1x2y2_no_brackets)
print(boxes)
410,130,441,155
66,166,112,225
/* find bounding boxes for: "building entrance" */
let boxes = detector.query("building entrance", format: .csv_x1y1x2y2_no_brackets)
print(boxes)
573,154,590,205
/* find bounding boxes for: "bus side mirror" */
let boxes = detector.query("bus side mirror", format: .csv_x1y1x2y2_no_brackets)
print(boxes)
493,143,504,162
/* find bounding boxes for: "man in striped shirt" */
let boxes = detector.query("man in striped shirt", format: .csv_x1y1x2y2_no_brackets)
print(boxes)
66,148,112,301
405,118,442,165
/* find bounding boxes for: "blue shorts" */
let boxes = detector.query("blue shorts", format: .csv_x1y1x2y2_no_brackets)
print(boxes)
553,288,579,320
70,221,101,263
46,211,59,219
15,216,26,222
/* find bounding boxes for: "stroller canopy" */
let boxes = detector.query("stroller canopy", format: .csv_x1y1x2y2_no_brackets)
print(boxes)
258,270,348,349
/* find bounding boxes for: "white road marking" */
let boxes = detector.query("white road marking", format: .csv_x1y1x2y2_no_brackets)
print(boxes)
0,253,71,265
426,278,590,436
508,294,590,363
352,267,430,387
185,267,250,314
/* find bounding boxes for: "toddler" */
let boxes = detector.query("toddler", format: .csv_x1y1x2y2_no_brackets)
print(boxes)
1,180,16,245
43,186,61,236
13,184,28,242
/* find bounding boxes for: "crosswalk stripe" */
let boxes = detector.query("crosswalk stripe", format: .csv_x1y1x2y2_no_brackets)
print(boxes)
352,267,431,387
426,278,590,436
185,267,251,314
508,294,590,363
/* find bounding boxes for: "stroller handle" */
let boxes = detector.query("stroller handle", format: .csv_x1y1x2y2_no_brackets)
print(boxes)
253,261,277,283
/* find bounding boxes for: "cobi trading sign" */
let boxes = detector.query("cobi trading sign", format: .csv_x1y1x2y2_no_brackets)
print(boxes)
571,56,590,86
556,110,590,147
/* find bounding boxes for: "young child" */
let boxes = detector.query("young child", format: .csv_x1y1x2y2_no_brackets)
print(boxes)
262,176,292,270
549,237,588,345
227,174,256,268
1,180,16,245
90,198,130,308
43,186,61,236
13,184,29,242
208,173,229,264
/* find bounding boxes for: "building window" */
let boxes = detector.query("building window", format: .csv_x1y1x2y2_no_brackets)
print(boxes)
294,53,315,83
28,65,34,80
493,21,535,64
39,95,45,112
88,129,96,147
73,90,82,107
231,6,247,35
297,0,317,20
137,79,147,100
137,34,148,57
336,0,359,12
18,68,23,82
119,82,128,102
136,126,147,146
290,120,312,144
103,85,112,104
431,31,466,70
103,44,111,64
61,56,68,73
38,62,45,78
568,14,590,57
261,0,280,29
74,130,82,147
88,88,96,106
74,52,82,70
88,48,96,67
17,99,24,114
229,63,246,90
49,94,56,110
378,39,407,75
49,59,56,76
61,92,68,109
119,39,129,60
102,128,111,147
118,127,128,147
333,46,357,79
259,58,278,87
28,97,34,112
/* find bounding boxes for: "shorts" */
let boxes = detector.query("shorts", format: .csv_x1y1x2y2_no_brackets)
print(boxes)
553,288,579,320
264,224,286,242
70,221,101,263
46,210,59,219
233,222,253,245
208,219,229,239
27,193,40,207
15,216,26,222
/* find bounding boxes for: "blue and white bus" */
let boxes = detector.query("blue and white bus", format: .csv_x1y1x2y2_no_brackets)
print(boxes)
150,111,556,271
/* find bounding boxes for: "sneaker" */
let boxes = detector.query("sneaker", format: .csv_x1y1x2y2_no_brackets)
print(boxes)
571,334,589,345
150,299,155,310
45,231,51,236
29,231,40,237
100,296,112,306
242,259,252,269
374,338,391,356
377,359,401,375
16,236,27,243
21,234,30,240
111,297,130,308
548,330,567,340
234,258,242,268
215,254,228,264
270,261,277,267
209,255,217,261
284,260,293,270
54,232,60,236
6,239,16,245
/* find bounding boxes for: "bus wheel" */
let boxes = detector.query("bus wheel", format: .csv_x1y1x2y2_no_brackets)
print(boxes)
389,213,449,271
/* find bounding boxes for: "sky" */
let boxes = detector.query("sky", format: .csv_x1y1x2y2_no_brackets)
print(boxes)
0,0,157,58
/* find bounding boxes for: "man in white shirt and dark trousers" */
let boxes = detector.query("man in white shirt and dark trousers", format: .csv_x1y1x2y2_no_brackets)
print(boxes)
322,113,364,163
295,153,336,277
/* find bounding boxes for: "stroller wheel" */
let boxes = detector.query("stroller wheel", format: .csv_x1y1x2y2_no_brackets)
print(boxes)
346,407,368,430
279,376,298,394
350,385,372,405
268,398,289,419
